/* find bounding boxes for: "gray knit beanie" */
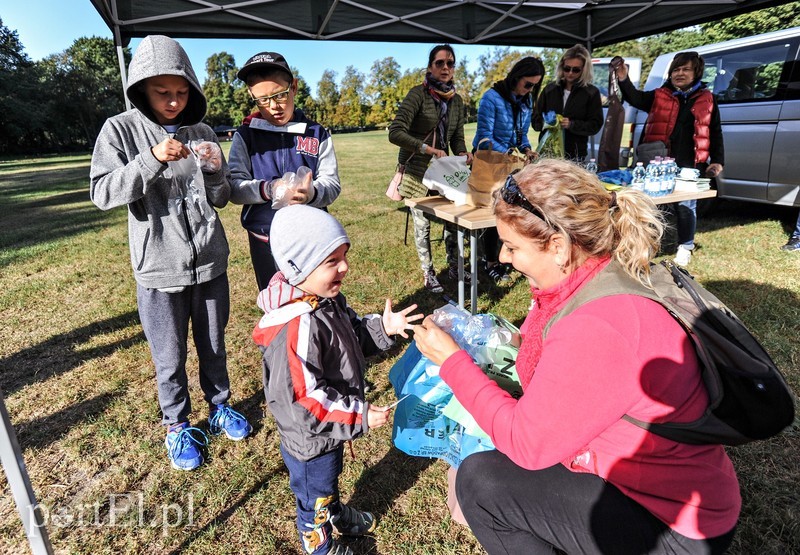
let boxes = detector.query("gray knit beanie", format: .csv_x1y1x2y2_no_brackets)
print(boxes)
270,205,350,285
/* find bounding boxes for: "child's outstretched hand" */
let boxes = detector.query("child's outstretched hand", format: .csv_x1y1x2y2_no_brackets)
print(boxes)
382,299,423,338
368,405,390,429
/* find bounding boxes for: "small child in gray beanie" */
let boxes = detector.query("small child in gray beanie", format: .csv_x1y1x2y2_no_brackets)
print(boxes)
270,204,350,286
253,204,423,555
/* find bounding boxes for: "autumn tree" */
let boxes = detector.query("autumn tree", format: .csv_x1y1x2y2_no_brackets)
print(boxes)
315,69,339,127
332,66,366,128
365,57,402,126
475,47,542,97
203,52,239,127
454,58,477,121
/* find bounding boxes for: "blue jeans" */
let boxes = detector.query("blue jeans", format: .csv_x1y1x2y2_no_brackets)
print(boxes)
281,444,344,554
676,200,696,249
791,210,800,239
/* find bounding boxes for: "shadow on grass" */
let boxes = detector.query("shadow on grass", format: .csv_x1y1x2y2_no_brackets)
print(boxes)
163,462,294,555
14,391,119,450
345,446,436,554
0,165,121,269
0,311,144,395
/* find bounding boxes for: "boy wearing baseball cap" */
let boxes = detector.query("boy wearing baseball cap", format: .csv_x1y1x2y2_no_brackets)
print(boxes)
253,205,421,555
229,51,341,292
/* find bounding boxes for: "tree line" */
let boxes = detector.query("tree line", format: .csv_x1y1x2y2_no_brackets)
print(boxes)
1,4,798,155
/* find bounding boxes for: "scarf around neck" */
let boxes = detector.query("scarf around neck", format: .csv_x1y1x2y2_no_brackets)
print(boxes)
672,79,703,99
516,256,610,389
424,72,456,150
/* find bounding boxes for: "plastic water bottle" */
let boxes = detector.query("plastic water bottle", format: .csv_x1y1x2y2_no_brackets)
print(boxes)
662,158,677,195
585,158,598,174
631,162,646,191
644,161,661,197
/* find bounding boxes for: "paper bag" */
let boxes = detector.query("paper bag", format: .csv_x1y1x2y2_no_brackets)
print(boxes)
467,139,524,207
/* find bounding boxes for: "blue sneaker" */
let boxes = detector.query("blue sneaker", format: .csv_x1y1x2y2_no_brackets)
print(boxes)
208,404,252,441
164,423,208,471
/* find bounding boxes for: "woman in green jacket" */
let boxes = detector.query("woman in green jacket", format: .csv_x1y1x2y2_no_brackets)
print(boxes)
389,44,472,293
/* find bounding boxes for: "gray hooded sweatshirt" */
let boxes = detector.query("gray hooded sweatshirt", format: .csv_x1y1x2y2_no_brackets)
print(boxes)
90,35,231,289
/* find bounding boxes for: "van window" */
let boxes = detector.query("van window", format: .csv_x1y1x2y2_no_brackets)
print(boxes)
702,42,793,103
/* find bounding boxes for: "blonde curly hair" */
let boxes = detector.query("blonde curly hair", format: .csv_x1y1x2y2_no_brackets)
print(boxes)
493,158,665,286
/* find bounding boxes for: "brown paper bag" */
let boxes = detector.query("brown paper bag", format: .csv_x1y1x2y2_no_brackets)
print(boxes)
466,139,525,207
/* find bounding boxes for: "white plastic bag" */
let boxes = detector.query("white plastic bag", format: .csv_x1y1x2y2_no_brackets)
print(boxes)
422,155,470,206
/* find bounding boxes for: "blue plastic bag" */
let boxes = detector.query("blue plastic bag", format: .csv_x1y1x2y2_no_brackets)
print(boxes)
597,168,633,186
389,342,494,467
388,307,521,467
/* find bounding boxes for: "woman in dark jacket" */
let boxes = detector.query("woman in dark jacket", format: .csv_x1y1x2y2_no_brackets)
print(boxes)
388,44,472,293
533,44,603,161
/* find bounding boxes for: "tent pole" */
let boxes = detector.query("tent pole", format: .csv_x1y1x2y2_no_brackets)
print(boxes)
110,0,130,110
0,390,54,555
114,26,130,111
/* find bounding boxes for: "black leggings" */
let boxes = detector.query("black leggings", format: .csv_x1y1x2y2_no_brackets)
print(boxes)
456,450,735,555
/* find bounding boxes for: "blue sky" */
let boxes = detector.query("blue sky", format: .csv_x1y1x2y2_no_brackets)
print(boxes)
3,2,535,94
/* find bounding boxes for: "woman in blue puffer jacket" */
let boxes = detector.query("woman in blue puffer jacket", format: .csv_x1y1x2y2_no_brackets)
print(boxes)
473,56,545,284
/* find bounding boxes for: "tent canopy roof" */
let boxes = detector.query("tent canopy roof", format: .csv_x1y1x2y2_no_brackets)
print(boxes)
91,0,789,49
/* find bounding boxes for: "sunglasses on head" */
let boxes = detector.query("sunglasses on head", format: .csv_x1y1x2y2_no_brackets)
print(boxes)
501,171,548,224
562,65,583,74
434,59,456,69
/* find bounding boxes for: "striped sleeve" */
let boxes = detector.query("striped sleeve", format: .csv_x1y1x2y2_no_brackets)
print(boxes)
285,315,366,437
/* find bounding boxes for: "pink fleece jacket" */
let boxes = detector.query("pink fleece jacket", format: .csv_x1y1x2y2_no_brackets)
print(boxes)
440,257,740,540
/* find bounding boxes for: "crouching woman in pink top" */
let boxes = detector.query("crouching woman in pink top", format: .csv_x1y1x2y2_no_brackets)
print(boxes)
414,158,740,554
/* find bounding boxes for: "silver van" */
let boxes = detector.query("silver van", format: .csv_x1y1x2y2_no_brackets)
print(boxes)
632,27,800,207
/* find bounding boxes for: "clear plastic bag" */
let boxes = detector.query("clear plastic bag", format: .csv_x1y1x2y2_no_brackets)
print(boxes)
166,144,216,223
271,166,312,209
189,140,222,173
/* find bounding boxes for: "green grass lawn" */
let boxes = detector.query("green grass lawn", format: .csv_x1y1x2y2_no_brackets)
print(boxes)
0,125,798,554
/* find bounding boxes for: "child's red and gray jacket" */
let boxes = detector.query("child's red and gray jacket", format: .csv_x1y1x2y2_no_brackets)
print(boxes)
252,273,394,461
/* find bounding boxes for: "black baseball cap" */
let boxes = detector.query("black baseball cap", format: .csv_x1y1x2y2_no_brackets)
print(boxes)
237,52,294,82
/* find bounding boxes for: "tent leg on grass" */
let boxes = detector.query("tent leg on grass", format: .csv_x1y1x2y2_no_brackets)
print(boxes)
0,390,54,555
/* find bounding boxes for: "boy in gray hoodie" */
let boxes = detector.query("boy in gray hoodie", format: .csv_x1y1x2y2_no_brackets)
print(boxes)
90,35,251,471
